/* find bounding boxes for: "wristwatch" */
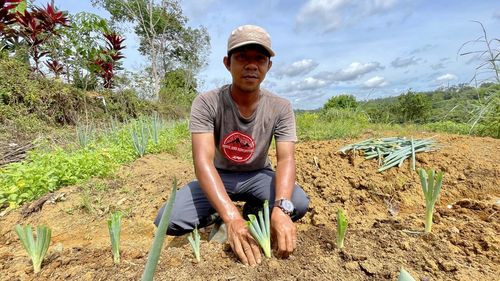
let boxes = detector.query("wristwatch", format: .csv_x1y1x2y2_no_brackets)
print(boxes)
274,199,295,216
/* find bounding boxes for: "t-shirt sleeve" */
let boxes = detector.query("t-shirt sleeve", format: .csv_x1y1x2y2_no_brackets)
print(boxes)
274,100,297,142
189,94,215,133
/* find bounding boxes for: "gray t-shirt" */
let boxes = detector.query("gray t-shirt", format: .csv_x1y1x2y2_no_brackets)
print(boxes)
190,84,297,172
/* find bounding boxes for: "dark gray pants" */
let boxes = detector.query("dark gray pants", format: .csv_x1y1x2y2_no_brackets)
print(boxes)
154,166,310,236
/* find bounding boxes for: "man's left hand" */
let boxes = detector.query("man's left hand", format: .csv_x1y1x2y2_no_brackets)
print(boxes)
270,207,296,258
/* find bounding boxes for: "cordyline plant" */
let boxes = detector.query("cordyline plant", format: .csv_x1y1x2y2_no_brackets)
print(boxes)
108,211,122,264
141,178,177,281
14,224,52,273
44,59,65,78
336,208,348,249
246,200,271,258
15,3,69,74
91,32,125,88
187,225,201,262
419,169,444,233
0,0,22,34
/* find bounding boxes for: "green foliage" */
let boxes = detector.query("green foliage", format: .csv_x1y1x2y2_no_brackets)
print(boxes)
0,118,189,208
395,91,432,123
92,0,210,100
360,83,500,138
296,109,369,141
323,94,358,110
15,224,52,273
158,69,197,118
141,179,177,281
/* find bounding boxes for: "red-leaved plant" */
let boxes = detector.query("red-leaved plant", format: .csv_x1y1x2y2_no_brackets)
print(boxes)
92,32,125,88
15,3,69,73
0,0,22,37
44,59,64,78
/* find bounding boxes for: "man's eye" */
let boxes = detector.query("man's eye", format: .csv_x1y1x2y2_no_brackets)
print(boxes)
257,56,268,63
235,54,246,61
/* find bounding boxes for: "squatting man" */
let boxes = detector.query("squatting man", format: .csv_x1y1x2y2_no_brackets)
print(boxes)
154,24,310,266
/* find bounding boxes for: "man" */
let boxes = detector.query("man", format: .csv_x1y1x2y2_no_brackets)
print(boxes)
154,24,309,266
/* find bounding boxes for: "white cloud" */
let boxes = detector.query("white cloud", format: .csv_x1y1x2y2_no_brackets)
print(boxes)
315,62,383,82
363,76,388,88
286,77,330,91
296,0,400,32
391,56,421,68
273,59,319,78
436,73,457,82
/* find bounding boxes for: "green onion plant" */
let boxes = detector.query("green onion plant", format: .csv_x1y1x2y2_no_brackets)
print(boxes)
187,225,201,262
398,268,417,281
336,208,348,249
141,178,177,281
150,113,161,145
419,169,444,233
108,211,122,264
15,224,52,273
246,200,271,258
131,119,149,157
76,124,92,148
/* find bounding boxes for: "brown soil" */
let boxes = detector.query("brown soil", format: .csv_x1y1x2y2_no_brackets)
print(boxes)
0,133,499,281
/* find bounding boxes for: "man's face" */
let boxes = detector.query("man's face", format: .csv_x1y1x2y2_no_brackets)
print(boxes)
224,45,272,94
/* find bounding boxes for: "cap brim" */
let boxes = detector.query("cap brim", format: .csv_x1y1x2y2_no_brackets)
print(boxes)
228,40,275,57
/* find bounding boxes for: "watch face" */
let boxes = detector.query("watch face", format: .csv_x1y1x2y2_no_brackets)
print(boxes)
281,200,294,212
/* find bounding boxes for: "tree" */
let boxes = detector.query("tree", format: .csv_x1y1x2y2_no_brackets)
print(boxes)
396,91,431,123
92,0,210,99
323,94,358,110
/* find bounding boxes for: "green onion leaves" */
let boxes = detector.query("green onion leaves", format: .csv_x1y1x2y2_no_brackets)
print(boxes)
187,225,201,262
141,178,177,281
419,169,444,233
246,200,271,258
336,209,348,249
15,224,52,273
108,211,122,264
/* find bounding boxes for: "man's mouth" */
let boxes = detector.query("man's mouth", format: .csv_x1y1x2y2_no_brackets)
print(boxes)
243,74,258,80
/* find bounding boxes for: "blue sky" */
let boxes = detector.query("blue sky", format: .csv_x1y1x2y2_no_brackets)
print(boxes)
53,0,499,109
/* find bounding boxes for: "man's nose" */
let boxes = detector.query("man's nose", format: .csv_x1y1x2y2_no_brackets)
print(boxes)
244,62,258,70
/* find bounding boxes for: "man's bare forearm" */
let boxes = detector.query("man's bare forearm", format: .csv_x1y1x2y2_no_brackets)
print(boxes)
274,141,296,202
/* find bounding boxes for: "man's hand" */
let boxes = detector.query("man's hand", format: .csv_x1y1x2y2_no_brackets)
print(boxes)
226,218,262,266
271,207,297,258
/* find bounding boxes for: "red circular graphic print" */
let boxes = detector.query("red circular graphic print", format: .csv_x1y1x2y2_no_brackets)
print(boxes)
221,131,255,163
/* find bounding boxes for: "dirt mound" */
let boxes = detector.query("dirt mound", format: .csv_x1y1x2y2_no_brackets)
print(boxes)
0,133,499,280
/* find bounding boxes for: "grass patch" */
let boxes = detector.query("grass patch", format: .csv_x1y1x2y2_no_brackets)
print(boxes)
296,109,370,141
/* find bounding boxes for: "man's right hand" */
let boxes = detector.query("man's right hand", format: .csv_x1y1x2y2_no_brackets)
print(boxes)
226,218,262,266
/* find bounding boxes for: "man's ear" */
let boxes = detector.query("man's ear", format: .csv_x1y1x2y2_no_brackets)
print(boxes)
223,56,230,70
267,60,272,71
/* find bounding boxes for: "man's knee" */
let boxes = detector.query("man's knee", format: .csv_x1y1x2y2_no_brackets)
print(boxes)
153,206,188,236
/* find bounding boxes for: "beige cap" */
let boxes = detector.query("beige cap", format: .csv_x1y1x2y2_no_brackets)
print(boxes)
227,25,275,57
